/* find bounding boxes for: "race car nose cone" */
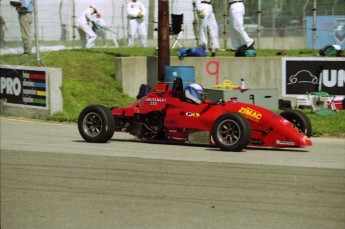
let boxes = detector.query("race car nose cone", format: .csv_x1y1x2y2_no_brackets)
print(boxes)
299,135,313,146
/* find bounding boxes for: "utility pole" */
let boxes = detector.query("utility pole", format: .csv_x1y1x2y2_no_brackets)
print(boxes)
157,0,170,82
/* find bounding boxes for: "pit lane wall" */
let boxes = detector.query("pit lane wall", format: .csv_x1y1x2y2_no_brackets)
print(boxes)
116,57,283,97
116,56,345,108
0,66,63,118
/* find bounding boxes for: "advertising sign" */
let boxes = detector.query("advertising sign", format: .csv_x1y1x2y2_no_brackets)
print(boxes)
282,58,345,97
0,66,48,109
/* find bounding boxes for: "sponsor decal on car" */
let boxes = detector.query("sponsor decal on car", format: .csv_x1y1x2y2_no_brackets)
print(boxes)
145,98,167,102
238,107,262,123
276,140,295,145
185,112,200,117
144,97,167,106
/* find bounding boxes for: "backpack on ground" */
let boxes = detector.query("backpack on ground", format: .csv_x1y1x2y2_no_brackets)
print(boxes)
319,44,343,57
178,47,207,59
235,45,256,57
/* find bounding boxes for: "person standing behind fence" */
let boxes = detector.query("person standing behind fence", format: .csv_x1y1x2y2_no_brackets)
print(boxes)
228,0,255,51
0,16,5,46
93,13,107,47
127,0,147,47
10,0,33,55
195,0,220,57
76,5,98,48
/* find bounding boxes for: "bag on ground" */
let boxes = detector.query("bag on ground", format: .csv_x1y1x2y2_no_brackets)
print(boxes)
235,45,256,57
319,44,343,57
178,47,207,59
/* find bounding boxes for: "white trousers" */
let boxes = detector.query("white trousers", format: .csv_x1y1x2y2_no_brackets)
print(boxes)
77,23,97,48
229,2,253,49
198,4,220,51
128,18,147,47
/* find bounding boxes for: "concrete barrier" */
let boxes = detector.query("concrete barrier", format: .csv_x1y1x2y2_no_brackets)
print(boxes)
116,56,285,99
116,56,345,109
0,65,63,118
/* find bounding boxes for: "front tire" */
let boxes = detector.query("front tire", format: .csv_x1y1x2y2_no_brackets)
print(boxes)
280,110,312,137
78,105,115,143
212,113,252,151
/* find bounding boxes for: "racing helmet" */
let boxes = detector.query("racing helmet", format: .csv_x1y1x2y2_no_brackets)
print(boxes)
184,83,205,104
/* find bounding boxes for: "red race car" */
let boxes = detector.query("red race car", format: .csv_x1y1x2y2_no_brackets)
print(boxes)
78,77,312,151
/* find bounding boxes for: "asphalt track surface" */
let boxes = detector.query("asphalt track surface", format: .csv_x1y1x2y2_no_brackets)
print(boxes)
1,117,345,229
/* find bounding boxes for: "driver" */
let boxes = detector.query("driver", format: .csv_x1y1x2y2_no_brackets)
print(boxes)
184,83,205,104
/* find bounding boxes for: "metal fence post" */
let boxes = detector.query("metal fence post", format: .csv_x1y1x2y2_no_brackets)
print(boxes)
257,0,262,49
223,0,228,49
72,0,76,49
33,0,41,66
312,0,317,49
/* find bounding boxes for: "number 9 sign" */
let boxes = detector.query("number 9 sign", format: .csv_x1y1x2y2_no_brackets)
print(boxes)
206,61,220,85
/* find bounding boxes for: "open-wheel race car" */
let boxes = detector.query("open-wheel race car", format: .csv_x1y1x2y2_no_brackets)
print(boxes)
78,77,312,151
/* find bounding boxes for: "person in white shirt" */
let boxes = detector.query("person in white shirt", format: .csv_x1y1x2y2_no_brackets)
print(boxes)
195,0,220,56
94,13,107,46
228,1,255,50
76,5,98,48
127,0,147,47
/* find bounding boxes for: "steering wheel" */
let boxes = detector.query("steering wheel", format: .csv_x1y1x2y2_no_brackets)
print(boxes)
211,99,225,105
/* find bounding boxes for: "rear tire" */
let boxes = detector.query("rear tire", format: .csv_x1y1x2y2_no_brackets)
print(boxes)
212,113,252,151
78,105,115,143
280,110,312,137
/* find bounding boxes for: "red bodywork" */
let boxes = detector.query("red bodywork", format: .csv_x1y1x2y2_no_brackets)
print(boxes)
111,83,312,148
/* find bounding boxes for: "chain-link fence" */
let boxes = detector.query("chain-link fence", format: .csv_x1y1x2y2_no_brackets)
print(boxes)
213,0,345,49
1,0,344,55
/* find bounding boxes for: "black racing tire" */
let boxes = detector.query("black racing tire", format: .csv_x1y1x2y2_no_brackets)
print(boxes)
280,110,312,138
78,105,115,143
212,113,252,152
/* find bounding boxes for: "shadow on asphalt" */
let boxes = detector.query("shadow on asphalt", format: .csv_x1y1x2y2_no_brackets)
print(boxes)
74,138,309,153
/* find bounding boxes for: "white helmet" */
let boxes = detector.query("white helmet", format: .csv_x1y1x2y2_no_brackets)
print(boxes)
185,83,204,104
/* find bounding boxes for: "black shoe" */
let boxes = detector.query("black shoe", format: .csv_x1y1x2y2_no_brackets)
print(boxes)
211,52,216,57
